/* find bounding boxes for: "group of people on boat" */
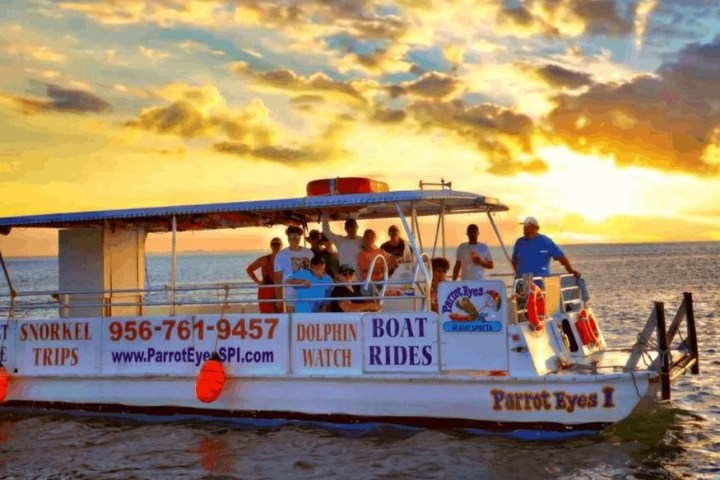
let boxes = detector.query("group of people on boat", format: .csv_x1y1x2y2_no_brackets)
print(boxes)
246,214,580,315
246,220,405,314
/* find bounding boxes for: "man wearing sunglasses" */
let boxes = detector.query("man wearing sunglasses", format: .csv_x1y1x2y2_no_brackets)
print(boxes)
274,225,313,313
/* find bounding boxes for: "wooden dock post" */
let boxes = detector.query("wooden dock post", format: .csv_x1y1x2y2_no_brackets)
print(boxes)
684,292,700,375
655,301,671,400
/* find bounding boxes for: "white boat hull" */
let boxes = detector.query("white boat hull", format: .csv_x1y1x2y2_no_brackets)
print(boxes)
4,371,652,432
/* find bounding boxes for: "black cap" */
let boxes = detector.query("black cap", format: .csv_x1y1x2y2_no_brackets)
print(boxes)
338,264,355,274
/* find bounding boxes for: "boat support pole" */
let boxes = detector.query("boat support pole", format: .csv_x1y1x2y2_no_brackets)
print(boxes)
412,202,423,253
441,202,446,259
486,212,513,269
431,206,441,258
171,216,177,316
0,250,16,318
396,204,431,308
430,201,447,259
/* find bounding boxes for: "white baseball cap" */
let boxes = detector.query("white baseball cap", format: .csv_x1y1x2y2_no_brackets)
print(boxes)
520,216,539,227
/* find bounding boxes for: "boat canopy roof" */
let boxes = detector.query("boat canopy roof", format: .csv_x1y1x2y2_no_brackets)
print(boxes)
0,189,508,234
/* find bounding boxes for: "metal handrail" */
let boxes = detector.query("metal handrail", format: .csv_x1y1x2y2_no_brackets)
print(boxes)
0,276,431,319
362,254,389,305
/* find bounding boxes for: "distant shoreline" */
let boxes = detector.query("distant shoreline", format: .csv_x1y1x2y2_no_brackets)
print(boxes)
2,239,718,261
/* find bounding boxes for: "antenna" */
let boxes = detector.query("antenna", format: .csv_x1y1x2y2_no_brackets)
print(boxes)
419,178,452,190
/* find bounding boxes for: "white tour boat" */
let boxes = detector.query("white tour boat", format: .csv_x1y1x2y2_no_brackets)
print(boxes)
0,178,700,437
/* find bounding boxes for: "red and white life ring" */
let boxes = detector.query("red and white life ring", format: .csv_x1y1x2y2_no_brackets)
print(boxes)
306,177,389,196
525,283,546,331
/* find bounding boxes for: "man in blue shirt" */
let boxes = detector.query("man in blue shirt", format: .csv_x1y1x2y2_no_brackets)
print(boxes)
286,255,334,313
511,216,580,278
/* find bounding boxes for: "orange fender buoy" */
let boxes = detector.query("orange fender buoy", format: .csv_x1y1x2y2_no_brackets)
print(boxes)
525,283,546,331
0,365,9,403
587,310,601,338
576,309,598,346
195,355,226,403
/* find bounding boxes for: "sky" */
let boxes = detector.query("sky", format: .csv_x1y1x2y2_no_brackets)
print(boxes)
1,0,720,256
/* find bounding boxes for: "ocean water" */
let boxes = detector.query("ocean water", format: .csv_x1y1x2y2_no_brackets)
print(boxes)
0,242,718,479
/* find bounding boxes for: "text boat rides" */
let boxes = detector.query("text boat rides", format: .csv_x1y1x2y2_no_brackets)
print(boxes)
0,177,700,436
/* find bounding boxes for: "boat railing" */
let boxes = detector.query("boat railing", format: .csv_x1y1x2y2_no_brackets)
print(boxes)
411,253,432,311
511,273,586,325
362,254,389,305
0,275,433,319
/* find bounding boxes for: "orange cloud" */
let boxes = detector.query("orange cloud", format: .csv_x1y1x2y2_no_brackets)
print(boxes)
532,64,594,89
214,119,352,166
233,64,368,104
404,100,543,175
390,72,462,100
498,0,632,38
547,36,720,176
125,84,277,147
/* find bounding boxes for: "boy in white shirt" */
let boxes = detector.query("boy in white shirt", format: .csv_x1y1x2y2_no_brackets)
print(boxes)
274,225,314,312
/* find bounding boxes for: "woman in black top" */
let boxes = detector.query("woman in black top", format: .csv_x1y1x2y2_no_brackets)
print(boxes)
380,225,405,258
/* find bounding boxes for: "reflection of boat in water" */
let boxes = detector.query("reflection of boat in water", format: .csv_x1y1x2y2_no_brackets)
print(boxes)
0,178,701,438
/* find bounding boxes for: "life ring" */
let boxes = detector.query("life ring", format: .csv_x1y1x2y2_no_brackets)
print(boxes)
525,283,546,331
306,177,389,196
575,308,599,345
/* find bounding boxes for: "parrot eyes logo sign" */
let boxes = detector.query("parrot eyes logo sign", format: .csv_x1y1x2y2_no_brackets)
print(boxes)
441,286,503,333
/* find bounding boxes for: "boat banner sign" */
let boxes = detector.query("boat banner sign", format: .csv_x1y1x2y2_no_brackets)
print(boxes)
0,321,14,369
362,313,439,373
438,280,509,371
13,318,102,376
100,315,289,376
292,314,362,375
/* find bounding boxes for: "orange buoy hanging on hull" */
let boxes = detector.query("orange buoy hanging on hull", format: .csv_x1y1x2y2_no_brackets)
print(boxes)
0,364,9,403
195,353,226,403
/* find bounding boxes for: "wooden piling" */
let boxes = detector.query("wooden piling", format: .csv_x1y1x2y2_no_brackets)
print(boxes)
655,301,671,400
683,292,700,375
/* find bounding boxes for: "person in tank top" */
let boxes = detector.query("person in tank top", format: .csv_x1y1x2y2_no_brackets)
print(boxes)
246,237,283,313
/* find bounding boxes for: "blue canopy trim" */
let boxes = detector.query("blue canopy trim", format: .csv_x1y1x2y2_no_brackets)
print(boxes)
0,190,507,233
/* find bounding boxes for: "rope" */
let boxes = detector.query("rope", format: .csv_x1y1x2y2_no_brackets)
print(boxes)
630,371,642,398
0,309,10,368
210,285,231,356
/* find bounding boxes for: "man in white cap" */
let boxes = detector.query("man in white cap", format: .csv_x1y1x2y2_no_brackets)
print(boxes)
511,216,579,278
